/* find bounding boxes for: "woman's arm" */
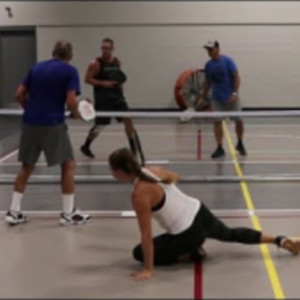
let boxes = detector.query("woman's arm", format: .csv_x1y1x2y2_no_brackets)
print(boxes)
132,185,154,281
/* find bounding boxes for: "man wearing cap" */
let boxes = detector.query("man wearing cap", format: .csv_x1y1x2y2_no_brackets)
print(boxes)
197,41,247,158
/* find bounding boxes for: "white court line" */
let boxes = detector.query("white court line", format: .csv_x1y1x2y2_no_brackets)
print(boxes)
247,133,300,138
250,150,300,154
70,128,300,141
70,131,214,137
69,124,300,131
232,160,300,164
70,129,300,139
0,149,19,164
144,160,170,164
1,208,300,217
0,159,171,167
2,173,300,180
3,159,300,167
144,159,300,165
240,124,300,127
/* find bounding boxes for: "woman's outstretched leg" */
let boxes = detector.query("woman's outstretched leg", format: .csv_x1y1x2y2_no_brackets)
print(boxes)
200,204,300,255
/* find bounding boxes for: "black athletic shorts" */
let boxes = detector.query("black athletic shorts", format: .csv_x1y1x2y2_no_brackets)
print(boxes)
94,97,129,126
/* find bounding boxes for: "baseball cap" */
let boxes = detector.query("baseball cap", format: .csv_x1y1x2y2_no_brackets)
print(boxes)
203,40,219,49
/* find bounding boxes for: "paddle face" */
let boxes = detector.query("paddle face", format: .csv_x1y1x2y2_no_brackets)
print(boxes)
180,107,195,123
78,99,96,122
107,70,127,85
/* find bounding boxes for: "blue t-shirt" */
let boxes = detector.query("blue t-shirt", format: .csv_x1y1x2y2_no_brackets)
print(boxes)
204,55,238,102
22,59,80,125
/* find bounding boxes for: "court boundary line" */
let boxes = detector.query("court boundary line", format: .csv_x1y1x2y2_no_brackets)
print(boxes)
0,148,18,163
197,129,202,160
223,121,285,299
194,262,203,300
1,209,300,217
1,173,300,184
195,128,203,299
2,159,300,167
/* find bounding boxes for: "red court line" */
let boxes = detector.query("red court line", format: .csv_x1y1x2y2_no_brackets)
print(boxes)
197,129,202,160
194,261,203,299
195,129,203,299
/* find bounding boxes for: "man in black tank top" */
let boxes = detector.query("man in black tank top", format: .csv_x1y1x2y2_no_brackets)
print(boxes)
80,38,145,165
94,56,123,104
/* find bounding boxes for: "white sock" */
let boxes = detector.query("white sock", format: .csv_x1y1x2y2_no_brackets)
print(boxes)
10,191,23,212
62,194,74,215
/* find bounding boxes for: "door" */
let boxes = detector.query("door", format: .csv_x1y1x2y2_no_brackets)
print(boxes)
0,29,36,108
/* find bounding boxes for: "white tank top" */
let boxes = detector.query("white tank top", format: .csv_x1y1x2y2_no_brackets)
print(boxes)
139,168,201,235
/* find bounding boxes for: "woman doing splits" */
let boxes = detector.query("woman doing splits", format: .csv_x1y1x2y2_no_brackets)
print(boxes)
109,148,300,281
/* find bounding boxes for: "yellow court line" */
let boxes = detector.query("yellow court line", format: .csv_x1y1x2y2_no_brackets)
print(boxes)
223,121,285,299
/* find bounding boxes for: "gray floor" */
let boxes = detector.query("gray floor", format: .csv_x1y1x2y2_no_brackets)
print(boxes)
0,118,300,298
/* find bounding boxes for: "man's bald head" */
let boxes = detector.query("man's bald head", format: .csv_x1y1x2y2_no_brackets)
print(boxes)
53,40,73,61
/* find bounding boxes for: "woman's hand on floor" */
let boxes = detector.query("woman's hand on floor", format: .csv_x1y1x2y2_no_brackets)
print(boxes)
131,269,152,281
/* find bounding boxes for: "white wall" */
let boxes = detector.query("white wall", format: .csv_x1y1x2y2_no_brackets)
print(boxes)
1,2,300,108
1,2,300,25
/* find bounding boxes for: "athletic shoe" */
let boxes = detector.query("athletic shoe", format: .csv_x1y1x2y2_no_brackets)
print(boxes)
276,236,300,255
211,146,225,159
80,145,95,159
236,141,247,156
60,208,91,226
280,238,300,255
5,210,27,226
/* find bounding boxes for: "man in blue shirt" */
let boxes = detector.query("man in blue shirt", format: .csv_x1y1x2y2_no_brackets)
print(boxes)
5,40,90,226
197,41,247,158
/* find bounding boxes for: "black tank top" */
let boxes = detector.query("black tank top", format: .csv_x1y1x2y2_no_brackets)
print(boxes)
93,57,123,102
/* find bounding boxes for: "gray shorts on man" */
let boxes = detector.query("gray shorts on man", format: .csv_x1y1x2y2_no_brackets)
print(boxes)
18,124,74,166
211,97,242,121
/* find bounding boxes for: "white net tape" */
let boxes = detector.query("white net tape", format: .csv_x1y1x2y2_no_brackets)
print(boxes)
1,109,300,118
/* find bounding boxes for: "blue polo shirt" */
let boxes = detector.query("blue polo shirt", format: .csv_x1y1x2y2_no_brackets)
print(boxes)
204,55,238,102
22,58,80,125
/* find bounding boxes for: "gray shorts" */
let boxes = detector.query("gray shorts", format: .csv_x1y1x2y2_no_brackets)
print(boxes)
18,123,74,166
211,98,242,121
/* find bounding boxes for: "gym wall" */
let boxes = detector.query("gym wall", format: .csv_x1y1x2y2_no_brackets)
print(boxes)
1,1,300,108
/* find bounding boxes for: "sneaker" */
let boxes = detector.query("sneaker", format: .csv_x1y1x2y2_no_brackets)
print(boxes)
5,210,27,226
279,237,300,255
60,208,91,226
211,146,225,159
236,141,247,156
80,145,95,159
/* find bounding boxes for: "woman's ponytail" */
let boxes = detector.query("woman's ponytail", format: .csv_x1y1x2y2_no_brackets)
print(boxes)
109,147,177,184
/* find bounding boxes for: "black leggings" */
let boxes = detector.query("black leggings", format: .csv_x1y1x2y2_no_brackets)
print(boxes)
133,204,262,266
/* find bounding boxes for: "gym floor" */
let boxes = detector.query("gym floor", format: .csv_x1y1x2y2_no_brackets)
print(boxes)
0,117,299,299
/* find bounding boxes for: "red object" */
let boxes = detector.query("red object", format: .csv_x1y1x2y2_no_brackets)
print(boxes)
194,261,203,299
174,69,205,110
174,69,196,110
197,129,202,160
